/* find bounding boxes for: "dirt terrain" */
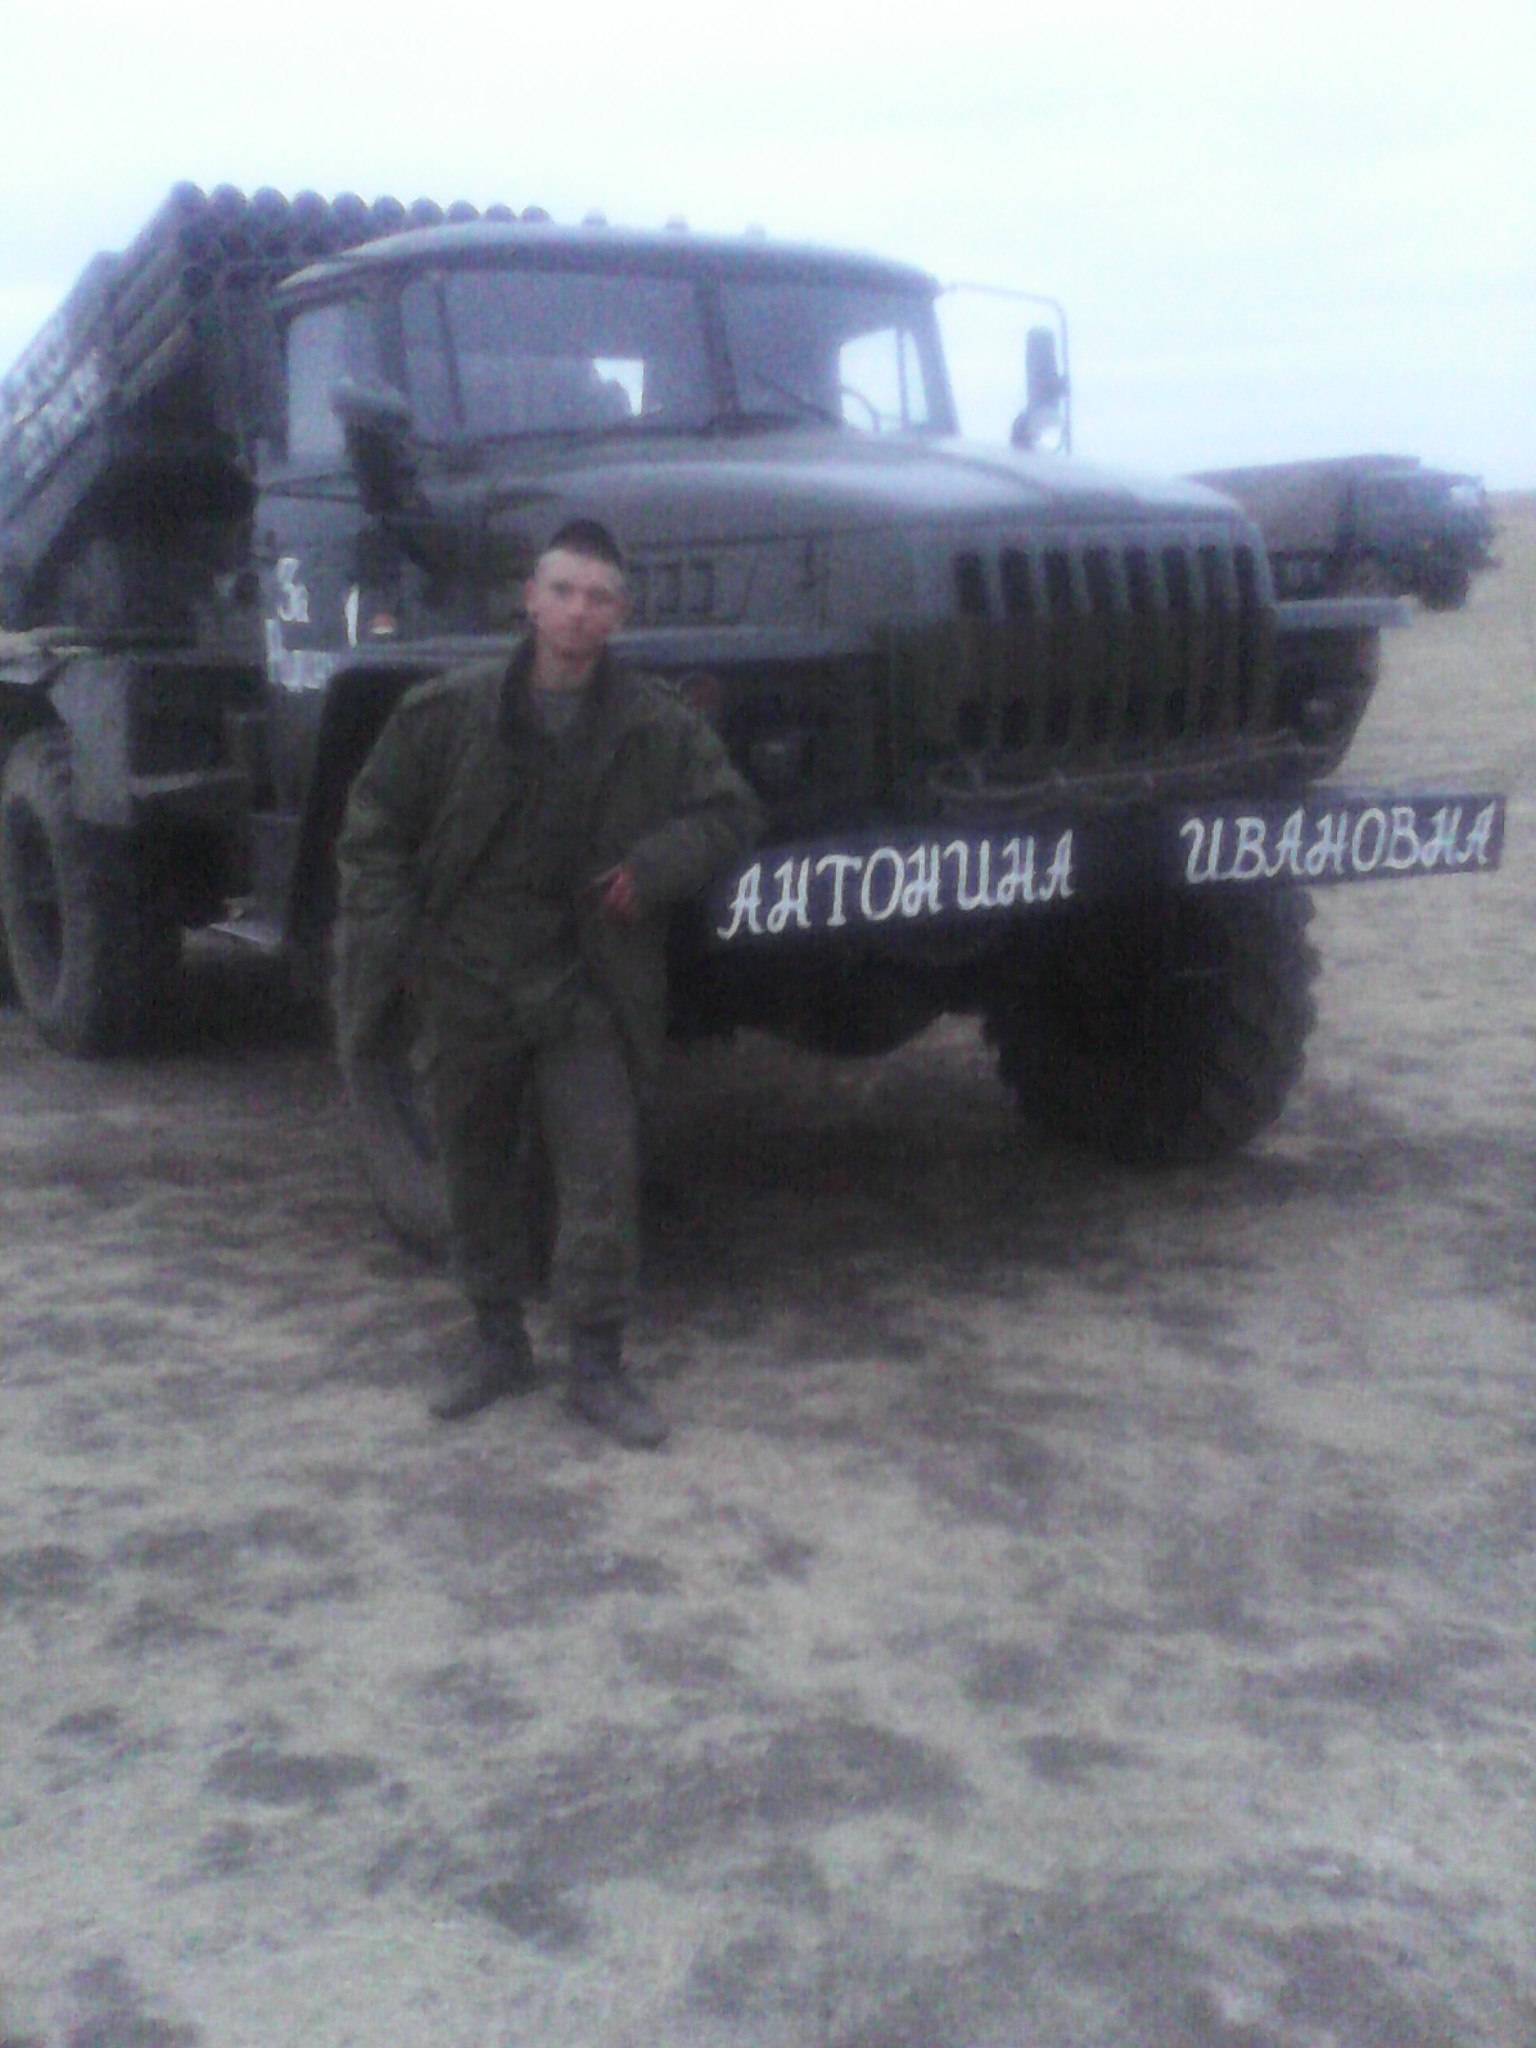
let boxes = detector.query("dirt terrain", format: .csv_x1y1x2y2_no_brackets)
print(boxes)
2,507,1533,2048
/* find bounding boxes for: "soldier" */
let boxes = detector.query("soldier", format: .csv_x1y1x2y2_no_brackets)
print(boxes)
334,520,760,1447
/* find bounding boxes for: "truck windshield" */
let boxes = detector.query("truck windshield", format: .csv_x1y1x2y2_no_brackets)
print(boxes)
381,263,953,446
718,279,952,435
399,268,714,442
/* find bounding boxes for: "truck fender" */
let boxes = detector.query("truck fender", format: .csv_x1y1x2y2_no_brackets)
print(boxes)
285,665,418,951
0,654,133,825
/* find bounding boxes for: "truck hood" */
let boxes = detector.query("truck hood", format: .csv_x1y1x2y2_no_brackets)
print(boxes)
454,428,1248,548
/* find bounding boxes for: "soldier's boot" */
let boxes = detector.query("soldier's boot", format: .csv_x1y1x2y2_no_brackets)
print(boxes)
564,1322,669,1450
431,1306,541,1422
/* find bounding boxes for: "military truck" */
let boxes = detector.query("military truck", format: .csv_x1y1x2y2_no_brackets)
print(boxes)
1192,454,1497,610
0,185,1503,1242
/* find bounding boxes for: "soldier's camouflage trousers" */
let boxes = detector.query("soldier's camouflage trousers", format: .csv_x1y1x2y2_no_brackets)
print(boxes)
430,993,640,1330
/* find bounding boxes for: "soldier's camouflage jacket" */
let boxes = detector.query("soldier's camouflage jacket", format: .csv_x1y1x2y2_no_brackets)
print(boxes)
333,641,761,1079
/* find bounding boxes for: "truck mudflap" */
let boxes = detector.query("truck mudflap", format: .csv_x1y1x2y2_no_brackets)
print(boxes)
708,789,1505,946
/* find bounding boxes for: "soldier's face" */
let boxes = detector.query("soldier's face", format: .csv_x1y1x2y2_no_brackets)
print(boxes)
524,548,628,675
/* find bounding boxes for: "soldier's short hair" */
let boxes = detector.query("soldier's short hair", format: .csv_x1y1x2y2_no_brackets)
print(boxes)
543,518,625,574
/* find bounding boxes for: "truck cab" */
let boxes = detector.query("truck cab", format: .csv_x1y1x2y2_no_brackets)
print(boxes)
251,223,1381,962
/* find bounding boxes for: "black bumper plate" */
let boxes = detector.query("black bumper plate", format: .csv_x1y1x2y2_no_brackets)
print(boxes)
709,791,1505,945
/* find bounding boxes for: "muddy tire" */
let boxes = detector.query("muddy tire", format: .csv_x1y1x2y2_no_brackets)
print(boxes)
339,993,451,1257
339,993,556,1276
986,891,1319,1165
0,728,180,1054
1417,547,1472,612
335,991,561,1277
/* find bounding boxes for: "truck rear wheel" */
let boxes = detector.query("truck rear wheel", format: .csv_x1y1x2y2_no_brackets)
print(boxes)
0,729,180,1054
986,891,1318,1165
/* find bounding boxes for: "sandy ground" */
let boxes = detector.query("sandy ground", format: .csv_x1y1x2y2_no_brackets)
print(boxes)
2,506,1533,2048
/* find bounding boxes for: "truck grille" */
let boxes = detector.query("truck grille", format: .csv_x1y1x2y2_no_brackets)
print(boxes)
896,532,1273,797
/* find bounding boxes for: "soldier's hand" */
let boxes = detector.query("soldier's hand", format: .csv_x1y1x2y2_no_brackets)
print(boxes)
591,864,641,923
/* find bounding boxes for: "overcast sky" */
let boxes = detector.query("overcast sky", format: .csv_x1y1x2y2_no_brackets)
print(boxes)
3,0,1533,486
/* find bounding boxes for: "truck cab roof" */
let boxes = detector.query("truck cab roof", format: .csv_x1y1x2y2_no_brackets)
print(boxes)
277,220,940,306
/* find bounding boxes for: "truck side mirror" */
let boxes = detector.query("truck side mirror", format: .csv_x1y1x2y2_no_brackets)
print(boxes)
1011,325,1068,452
332,377,417,515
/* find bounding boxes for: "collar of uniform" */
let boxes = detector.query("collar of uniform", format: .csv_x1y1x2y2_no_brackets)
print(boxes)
499,636,622,741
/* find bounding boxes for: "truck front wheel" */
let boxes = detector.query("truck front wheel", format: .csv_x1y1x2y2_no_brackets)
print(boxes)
1416,545,1472,612
338,992,451,1258
985,891,1319,1165
0,729,180,1053
339,991,555,1277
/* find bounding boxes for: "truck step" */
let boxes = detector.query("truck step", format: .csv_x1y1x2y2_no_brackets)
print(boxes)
206,908,283,952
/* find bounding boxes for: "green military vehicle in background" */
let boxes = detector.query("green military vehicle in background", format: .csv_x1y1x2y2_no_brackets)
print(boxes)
0,185,1503,1241
1192,454,1497,611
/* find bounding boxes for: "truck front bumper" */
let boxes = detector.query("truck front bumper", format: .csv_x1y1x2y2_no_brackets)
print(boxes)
708,788,1505,949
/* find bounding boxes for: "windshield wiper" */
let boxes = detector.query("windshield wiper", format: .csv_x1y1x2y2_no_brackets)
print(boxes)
581,408,714,439
734,368,841,426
